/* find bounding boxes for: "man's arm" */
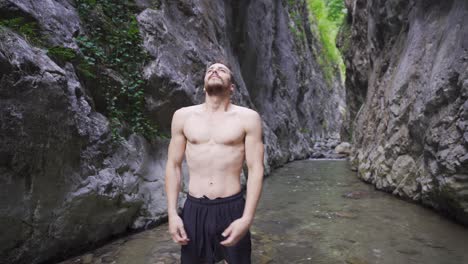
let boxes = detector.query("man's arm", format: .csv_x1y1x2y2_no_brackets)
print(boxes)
241,110,264,224
165,108,190,245
221,110,264,246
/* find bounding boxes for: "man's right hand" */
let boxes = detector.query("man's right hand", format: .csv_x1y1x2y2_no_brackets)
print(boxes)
168,215,190,245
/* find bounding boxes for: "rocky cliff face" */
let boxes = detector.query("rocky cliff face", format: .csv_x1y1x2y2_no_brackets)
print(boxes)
342,0,468,224
0,0,345,263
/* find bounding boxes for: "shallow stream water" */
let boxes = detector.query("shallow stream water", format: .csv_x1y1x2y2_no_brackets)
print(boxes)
60,160,468,264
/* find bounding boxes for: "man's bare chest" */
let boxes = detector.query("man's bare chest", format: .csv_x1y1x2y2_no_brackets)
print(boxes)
183,113,245,146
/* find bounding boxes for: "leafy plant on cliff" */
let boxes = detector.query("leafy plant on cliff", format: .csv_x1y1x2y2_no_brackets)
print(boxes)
0,16,98,81
307,0,346,82
47,46,77,63
75,0,158,143
0,17,44,46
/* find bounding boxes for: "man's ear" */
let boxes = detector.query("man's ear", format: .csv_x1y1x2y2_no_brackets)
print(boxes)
230,83,235,92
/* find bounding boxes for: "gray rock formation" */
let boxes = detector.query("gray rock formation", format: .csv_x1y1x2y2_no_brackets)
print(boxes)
0,0,345,263
337,0,368,127
341,0,468,224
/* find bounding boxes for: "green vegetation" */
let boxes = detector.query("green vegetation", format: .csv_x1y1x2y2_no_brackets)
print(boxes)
75,0,158,143
0,17,44,46
307,0,346,83
47,46,77,62
0,17,91,77
1,2,159,143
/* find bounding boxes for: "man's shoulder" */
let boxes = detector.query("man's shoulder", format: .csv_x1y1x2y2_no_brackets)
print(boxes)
174,105,200,116
233,106,262,136
233,104,258,115
233,106,261,134
233,105,261,120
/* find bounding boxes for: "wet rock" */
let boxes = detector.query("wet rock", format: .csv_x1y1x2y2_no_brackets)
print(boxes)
81,254,93,264
342,191,370,199
397,248,421,256
335,142,352,155
101,255,115,263
389,155,418,197
311,139,349,159
345,256,370,264
334,211,358,219
313,212,333,219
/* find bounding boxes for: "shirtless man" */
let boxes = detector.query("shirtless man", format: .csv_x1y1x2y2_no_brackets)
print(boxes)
164,61,264,263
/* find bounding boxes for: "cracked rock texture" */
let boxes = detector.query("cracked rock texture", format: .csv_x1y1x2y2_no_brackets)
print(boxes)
341,0,468,224
0,0,345,263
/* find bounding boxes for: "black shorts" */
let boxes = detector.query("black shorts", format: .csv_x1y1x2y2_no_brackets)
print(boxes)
180,190,252,264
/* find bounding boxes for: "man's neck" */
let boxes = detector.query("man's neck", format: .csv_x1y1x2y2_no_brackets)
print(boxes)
203,95,231,113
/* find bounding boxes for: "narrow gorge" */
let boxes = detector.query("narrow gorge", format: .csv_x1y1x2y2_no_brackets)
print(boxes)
1,0,468,263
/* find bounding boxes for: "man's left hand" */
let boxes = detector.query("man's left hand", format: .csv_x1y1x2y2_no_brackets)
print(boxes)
220,217,251,247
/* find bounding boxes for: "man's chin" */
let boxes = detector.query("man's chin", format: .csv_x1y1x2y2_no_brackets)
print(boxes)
205,85,227,95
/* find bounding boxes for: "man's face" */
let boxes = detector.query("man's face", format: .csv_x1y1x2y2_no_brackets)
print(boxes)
204,63,233,95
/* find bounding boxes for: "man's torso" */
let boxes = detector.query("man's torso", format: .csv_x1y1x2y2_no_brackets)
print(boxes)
182,104,248,199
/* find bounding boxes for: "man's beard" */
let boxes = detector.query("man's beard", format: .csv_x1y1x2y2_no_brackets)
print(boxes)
205,81,228,96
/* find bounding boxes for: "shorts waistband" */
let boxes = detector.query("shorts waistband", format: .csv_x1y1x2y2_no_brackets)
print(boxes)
187,190,244,205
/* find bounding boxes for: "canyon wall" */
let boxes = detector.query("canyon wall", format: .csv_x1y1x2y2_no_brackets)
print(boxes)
341,0,468,224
